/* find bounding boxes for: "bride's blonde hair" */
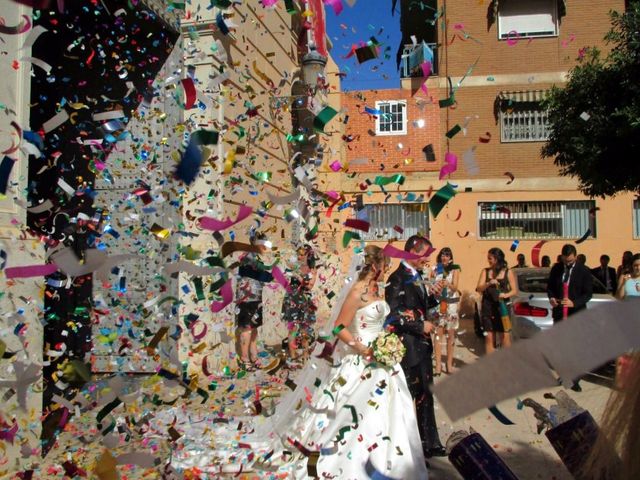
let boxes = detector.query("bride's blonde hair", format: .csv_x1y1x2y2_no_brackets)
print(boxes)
357,245,387,281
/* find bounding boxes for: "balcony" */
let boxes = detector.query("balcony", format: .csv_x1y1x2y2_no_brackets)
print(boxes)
400,42,438,78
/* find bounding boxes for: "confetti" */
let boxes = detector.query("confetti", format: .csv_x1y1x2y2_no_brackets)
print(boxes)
504,171,515,184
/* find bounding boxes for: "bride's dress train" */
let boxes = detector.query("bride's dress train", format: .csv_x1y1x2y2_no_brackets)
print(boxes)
160,300,428,479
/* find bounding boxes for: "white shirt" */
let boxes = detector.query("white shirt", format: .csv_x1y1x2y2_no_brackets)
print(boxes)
402,260,426,295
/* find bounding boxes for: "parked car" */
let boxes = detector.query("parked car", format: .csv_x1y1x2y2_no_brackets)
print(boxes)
510,267,616,339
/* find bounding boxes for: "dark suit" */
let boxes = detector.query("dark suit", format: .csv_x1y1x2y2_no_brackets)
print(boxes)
385,262,443,452
547,262,593,322
591,265,616,293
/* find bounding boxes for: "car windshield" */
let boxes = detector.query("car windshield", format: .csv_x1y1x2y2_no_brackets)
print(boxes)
515,268,610,295
516,269,550,293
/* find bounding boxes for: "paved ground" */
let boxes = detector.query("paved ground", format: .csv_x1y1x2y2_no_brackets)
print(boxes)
427,318,614,480
16,318,615,479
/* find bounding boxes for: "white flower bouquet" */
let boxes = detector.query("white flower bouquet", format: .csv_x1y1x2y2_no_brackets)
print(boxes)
372,332,406,366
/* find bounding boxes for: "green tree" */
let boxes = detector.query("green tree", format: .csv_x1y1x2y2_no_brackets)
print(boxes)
542,2,640,197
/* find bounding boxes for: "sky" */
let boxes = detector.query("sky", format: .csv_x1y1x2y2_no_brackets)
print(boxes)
324,0,402,91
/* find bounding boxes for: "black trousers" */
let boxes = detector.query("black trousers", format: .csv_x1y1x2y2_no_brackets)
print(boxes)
402,348,443,451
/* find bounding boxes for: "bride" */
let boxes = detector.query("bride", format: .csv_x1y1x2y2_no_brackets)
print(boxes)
168,245,428,478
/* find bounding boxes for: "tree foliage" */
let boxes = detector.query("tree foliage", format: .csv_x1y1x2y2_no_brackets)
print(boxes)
542,1,640,197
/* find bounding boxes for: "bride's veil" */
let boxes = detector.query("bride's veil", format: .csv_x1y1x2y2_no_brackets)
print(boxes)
327,250,365,327
252,251,365,440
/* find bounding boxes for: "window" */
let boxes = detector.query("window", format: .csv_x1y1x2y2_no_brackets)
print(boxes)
498,0,558,39
499,91,550,142
358,203,429,241
375,100,407,136
633,199,640,239
478,201,596,240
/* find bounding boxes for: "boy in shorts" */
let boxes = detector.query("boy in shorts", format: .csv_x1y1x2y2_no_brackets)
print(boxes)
235,233,273,371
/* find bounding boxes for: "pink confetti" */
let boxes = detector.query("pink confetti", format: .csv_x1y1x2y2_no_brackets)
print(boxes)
210,279,233,313
0,422,18,443
382,243,435,261
329,160,343,172
439,152,458,180
271,266,292,293
323,0,344,15
4,263,58,278
199,205,253,232
420,61,432,79
506,30,520,46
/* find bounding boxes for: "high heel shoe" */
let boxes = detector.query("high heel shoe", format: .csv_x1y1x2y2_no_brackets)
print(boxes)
237,358,255,372
249,355,262,370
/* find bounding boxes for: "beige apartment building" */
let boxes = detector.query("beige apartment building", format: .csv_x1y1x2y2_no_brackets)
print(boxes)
0,0,340,470
318,0,639,310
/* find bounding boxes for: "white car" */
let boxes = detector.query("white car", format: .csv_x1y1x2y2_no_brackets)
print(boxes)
510,267,616,339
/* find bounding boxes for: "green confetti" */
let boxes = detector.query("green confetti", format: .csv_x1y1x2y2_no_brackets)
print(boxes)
313,106,338,133
373,174,405,187
429,182,457,219
342,230,361,248
332,324,345,335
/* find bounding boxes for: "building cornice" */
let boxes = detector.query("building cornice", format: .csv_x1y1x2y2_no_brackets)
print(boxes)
420,71,570,89
319,172,582,195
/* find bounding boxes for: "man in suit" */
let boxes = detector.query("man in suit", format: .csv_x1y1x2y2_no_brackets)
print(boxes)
591,254,616,294
547,243,593,391
385,235,446,458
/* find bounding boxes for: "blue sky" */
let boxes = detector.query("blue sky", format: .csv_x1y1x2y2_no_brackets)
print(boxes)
325,0,402,91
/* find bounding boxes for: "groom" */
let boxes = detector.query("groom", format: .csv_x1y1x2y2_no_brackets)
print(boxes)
385,235,446,458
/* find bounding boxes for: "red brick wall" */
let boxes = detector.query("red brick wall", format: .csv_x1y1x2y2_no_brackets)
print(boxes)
428,0,626,180
440,0,625,77
340,88,442,173
438,83,560,179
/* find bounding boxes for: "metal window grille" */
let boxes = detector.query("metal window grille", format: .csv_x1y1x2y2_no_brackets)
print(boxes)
500,104,550,142
634,199,640,239
478,201,596,240
376,101,406,135
358,203,429,241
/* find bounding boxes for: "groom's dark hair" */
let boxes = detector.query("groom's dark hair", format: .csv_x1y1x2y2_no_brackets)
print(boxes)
404,235,432,253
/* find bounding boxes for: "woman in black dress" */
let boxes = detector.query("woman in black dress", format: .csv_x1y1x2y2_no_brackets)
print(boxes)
475,247,517,354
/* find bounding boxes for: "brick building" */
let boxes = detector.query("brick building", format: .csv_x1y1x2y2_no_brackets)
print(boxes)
318,0,640,312
339,88,442,174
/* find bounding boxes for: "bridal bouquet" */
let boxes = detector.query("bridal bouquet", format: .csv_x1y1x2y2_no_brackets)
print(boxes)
372,332,406,366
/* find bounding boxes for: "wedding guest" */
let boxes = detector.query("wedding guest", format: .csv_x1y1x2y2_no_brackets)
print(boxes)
476,247,517,354
516,253,528,268
235,233,272,371
547,244,593,391
592,254,617,294
615,253,640,300
432,247,460,375
617,250,634,278
282,245,317,364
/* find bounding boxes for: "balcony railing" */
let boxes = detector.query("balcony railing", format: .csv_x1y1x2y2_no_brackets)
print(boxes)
401,42,438,78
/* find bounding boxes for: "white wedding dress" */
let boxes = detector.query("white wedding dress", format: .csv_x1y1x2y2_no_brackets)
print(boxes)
163,300,428,479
